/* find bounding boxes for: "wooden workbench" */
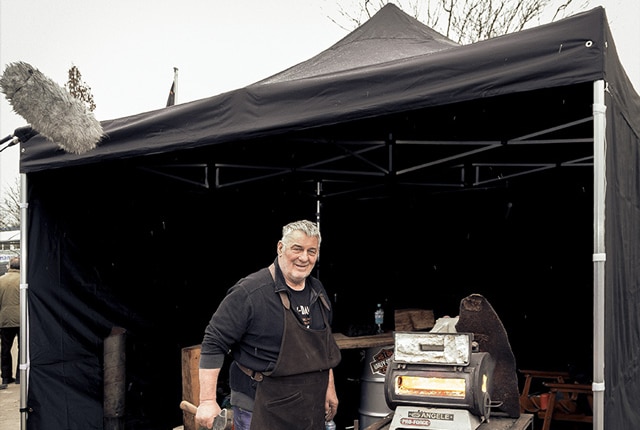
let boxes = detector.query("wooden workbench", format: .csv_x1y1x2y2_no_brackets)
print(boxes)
480,415,534,430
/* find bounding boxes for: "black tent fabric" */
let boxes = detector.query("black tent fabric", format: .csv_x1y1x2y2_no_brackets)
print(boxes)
21,5,608,173
18,4,640,430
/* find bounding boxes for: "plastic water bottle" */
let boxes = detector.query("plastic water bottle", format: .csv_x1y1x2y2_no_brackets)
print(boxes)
375,303,384,333
325,420,337,430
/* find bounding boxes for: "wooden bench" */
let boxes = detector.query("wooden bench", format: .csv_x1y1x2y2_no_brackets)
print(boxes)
540,382,593,430
518,369,570,413
518,369,592,430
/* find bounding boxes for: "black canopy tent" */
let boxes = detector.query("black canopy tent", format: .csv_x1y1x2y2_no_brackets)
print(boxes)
16,4,640,429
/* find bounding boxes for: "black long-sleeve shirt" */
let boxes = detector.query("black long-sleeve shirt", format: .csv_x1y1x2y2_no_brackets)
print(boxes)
199,259,332,372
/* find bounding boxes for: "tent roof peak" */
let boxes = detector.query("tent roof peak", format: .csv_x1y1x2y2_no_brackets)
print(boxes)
253,3,458,85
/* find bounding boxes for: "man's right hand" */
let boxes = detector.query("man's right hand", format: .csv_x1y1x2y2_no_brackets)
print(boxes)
195,400,221,429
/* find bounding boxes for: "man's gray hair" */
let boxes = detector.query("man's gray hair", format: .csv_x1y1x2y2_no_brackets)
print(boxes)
281,220,321,248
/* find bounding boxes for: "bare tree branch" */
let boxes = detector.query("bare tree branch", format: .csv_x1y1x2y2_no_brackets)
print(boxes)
333,0,587,44
0,178,21,230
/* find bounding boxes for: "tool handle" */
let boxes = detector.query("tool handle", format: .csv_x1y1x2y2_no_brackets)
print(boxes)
180,400,198,415
181,400,228,430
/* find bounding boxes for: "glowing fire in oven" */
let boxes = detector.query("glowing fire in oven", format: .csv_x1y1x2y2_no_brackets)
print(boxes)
395,375,467,398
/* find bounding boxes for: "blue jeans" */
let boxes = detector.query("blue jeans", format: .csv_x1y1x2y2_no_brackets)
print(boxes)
233,406,253,430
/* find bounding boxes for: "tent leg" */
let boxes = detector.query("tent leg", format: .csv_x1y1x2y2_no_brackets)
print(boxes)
592,79,606,430
316,181,322,279
18,173,29,430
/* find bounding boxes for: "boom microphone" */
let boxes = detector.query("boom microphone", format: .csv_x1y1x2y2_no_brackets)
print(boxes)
0,61,103,154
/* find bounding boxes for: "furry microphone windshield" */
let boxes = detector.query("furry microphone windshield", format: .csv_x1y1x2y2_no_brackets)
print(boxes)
0,61,103,154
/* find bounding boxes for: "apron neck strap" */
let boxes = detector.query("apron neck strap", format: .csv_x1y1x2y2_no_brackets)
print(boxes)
270,264,291,309
271,263,329,311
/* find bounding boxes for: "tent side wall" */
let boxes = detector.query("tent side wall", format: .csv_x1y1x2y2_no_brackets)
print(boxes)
24,166,308,429
600,16,640,427
603,85,640,430
25,175,122,429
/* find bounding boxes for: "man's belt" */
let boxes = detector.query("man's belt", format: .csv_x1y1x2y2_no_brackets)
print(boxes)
236,362,264,382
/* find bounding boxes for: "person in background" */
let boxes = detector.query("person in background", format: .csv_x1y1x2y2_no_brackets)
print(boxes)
0,256,20,389
196,220,341,430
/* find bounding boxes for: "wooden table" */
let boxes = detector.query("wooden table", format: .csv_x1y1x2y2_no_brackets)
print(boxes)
333,332,394,349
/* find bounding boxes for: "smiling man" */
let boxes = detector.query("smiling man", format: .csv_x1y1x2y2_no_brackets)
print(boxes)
197,220,341,430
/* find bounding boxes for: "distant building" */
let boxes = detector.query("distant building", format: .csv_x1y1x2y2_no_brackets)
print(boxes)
0,229,20,276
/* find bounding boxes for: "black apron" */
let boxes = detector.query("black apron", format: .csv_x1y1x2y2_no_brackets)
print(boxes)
250,282,341,430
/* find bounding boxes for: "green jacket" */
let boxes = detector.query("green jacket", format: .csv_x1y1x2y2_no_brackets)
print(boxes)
0,268,20,328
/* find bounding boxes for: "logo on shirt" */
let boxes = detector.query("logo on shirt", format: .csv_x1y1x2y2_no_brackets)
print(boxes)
295,304,311,327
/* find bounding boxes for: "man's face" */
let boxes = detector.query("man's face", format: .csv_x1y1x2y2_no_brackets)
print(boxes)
277,230,319,288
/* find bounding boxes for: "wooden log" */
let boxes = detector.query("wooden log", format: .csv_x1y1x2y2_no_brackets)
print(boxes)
182,345,202,430
104,327,126,430
394,309,435,331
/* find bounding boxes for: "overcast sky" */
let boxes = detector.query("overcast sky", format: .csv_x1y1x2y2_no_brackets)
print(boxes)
1,0,638,198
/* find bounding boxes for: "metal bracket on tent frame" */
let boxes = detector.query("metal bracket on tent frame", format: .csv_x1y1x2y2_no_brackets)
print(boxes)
465,117,594,186
592,381,605,391
139,164,209,189
593,103,606,115
214,145,386,189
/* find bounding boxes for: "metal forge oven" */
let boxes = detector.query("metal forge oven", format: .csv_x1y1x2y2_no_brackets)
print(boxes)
384,332,496,430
